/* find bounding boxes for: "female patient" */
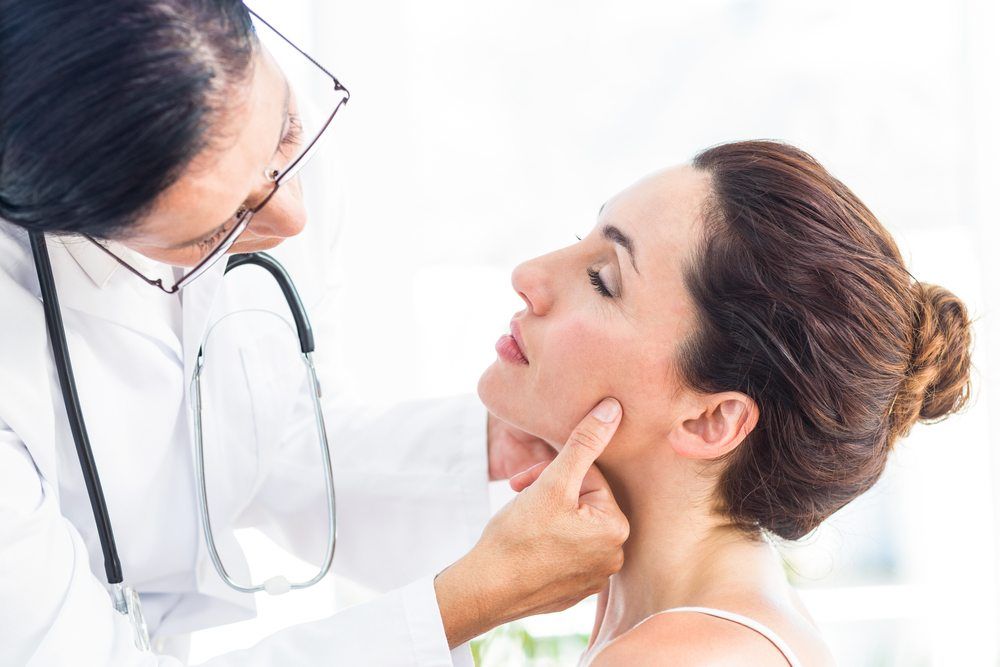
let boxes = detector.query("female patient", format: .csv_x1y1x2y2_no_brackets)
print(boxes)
479,141,973,666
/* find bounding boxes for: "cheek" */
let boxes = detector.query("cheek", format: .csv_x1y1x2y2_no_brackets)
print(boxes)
535,317,614,398
121,241,209,269
479,314,637,446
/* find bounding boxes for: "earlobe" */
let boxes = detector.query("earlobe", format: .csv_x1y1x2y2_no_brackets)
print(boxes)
669,394,758,460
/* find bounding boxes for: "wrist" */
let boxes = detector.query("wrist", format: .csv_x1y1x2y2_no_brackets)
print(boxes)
434,548,510,648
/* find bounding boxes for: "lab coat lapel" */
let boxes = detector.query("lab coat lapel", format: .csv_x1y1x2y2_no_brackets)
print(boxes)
180,258,227,399
47,236,184,362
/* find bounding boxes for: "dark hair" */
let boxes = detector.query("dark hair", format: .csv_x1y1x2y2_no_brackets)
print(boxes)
684,140,973,541
0,0,256,238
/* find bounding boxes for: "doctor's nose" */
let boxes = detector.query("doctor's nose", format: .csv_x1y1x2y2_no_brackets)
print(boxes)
247,176,308,240
511,256,554,316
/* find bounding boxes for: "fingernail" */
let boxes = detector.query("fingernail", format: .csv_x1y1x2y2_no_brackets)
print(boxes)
593,398,621,423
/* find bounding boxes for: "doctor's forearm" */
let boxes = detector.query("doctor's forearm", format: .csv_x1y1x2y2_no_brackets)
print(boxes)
434,551,513,648
434,537,589,647
436,399,630,647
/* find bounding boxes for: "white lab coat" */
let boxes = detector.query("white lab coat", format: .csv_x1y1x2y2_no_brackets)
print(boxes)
0,218,492,666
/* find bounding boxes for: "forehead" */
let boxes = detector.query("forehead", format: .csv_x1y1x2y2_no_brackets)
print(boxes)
598,165,712,340
600,164,711,270
131,48,285,243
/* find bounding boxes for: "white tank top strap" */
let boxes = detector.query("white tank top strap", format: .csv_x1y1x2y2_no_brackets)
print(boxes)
654,606,803,667
580,606,804,667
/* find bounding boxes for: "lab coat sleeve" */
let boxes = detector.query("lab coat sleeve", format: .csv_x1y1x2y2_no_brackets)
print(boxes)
0,424,462,666
243,389,492,594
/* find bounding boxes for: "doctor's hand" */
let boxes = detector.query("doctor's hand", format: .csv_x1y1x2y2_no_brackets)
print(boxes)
435,398,629,648
487,412,557,481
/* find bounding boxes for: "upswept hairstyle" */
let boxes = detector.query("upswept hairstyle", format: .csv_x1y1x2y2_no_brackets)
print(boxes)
684,141,972,540
0,0,257,238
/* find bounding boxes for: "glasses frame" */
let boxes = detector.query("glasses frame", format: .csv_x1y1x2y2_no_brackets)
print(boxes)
84,8,350,295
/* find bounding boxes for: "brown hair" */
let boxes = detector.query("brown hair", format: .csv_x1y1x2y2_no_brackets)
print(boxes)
684,140,972,541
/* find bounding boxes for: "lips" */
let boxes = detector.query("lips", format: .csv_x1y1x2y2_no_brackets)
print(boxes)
495,319,529,365
509,319,528,362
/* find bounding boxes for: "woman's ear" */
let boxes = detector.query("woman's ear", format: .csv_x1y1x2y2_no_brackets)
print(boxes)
667,392,759,460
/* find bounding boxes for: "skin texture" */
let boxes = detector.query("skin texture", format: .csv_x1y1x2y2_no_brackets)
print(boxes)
479,166,835,665
112,45,624,647
478,166,754,466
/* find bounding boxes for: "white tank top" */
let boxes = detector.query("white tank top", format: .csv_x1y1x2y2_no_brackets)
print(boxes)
580,606,804,667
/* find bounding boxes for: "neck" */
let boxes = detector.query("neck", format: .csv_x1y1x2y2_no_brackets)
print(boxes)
592,452,788,644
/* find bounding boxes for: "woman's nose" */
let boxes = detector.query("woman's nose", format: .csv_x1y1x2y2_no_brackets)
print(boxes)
248,177,308,239
511,256,554,316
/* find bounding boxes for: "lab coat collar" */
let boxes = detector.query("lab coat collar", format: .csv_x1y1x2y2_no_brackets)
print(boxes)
56,235,230,376
46,235,185,362
61,234,120,288
61,234,187,292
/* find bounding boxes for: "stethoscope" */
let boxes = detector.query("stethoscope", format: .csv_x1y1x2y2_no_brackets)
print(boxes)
28,233,336,651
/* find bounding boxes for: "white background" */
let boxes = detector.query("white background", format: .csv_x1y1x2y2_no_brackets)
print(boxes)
190,1,1000,664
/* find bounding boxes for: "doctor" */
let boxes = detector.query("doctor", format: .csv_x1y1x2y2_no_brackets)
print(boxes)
0,1,630,665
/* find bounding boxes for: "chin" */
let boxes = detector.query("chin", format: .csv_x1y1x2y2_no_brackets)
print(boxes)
477,361,569,449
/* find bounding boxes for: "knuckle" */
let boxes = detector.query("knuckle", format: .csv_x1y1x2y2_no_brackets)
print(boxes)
567,426,605,454
614,518,631,544
599,551,624,577
596,514,629,545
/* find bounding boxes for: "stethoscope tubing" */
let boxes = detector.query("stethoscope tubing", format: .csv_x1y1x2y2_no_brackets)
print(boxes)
191,253,337,594
28,234,336,613
29,230,125,587
224,252,315,353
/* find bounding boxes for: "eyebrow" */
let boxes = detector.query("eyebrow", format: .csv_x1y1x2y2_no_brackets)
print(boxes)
174,78,292,249
603,224,639,274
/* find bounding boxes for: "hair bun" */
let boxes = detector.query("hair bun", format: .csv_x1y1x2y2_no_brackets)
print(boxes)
891,282,973,437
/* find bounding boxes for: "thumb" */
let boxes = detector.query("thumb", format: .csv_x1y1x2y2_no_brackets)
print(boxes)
536,398,622,503
509,460,551,492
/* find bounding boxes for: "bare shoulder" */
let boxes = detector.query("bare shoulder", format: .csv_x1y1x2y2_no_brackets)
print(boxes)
589,607,835,667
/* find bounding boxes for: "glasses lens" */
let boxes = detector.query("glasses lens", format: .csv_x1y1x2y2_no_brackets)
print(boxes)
174,211,253,291
251,14,347,183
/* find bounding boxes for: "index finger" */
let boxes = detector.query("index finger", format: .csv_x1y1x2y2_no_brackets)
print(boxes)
537,398,622,503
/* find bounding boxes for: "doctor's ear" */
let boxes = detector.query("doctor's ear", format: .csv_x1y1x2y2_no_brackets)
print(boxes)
667,392,759,460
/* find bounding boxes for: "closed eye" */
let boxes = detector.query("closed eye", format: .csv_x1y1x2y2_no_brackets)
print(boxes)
588,267,613,297
195,223,230,254
278,112,303,157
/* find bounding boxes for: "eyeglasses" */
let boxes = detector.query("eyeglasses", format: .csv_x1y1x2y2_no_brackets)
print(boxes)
85,9,349,294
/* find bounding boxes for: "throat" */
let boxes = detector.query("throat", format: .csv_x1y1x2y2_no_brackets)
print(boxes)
587,494,788,651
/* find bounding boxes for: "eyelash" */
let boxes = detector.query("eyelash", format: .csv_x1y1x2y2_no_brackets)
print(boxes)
196,225,229,253
588,267,613,298
279,113,303,154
